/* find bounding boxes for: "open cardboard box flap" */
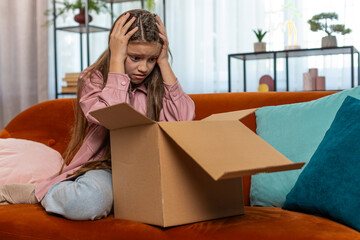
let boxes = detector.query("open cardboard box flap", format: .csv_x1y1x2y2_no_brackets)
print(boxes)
90,102,154,130
91,103,304,181
158,121,304,180
201,108,258,121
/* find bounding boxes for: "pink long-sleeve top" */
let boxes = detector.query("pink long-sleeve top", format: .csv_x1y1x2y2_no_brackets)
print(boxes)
35,71,195,201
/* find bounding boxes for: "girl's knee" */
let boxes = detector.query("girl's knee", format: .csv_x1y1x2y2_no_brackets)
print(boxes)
65,183,113,220
42,170,113,220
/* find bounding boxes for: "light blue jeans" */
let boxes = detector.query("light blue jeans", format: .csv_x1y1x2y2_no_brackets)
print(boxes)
41,169,113,221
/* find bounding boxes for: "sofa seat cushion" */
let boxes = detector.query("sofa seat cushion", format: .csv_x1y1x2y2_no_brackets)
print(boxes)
0,205,358,240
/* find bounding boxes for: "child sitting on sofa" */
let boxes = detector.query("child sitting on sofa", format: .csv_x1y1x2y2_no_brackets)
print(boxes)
0,9,195,220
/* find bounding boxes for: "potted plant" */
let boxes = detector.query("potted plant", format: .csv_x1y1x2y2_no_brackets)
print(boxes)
307,12,351,48
145,0,156,12
44,0,112,26
253,29,267,52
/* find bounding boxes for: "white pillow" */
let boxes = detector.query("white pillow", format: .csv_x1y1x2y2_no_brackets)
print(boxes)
0,138,63,185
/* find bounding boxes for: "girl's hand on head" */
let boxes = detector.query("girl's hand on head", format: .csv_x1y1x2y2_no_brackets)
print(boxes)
109,13,138,72
155,16,169,66
155,15,177,85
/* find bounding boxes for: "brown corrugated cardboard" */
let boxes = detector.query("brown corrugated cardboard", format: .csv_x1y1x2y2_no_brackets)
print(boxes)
90,103,304,227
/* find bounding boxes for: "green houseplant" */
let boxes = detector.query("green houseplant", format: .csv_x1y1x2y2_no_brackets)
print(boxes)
145,0,156,12
44,0,112,26
253,29,267,52
307,12,351,48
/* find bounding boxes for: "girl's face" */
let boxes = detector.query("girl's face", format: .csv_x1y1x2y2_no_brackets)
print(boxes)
125,42,162,85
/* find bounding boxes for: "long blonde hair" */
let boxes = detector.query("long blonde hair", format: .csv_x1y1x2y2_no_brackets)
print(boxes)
61,9,167,176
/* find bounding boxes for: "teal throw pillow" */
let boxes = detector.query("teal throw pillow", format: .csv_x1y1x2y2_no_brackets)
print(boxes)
251,86,360,207
282,96,360,231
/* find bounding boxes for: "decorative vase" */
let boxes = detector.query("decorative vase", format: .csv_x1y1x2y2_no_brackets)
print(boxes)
74,8,93,24
321,36,337,48
316,76,326,90
254,42,266,52
303,72,314,91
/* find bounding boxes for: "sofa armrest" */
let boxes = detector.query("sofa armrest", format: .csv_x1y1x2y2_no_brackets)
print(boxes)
0,98,76,155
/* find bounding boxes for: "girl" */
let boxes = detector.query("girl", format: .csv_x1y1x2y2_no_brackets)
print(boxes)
0,9,195,220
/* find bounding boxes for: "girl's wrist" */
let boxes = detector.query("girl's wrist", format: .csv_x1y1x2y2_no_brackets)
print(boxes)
157,58,170,68
158,60,177,85
109,59,125,73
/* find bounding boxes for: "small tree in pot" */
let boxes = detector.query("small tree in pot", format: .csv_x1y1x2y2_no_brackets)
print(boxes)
44,0,113,26
307,12,351,48
253,29,267,52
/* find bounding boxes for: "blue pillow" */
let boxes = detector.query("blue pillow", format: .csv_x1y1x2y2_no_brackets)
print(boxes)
251,86,360,207
282,96,360,231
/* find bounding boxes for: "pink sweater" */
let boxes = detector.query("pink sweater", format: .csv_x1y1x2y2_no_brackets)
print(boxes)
35,71,195,201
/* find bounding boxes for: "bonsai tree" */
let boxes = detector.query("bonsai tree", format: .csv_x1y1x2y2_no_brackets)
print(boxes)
307,12,351,36
44,0,112,26
253,29,267,42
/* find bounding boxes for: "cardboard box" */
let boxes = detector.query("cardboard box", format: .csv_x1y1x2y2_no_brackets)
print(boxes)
90,104,304,227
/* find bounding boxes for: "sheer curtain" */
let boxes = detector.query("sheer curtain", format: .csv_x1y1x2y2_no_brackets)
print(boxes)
0,0,48,129
167,0,270,93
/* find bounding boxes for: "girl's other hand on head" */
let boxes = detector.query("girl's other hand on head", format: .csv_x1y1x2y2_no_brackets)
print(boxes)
109,13,138,66
155,15,169,66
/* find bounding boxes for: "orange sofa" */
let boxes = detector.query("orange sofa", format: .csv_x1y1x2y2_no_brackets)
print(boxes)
1,91,359,240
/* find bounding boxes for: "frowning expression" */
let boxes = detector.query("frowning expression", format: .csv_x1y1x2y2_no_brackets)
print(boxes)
125,42,162,85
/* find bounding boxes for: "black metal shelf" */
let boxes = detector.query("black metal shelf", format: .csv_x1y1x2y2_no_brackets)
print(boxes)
56,25,110,33
228,46,360,92
53,0,167,98
229,46,359,60
58,93,77,96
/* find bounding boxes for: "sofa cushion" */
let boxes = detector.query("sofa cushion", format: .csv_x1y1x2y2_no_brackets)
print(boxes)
0,138,63,185
251,86,360,207
282,96,360,231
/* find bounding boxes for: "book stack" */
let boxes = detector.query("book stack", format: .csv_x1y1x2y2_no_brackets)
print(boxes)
62,73,80,93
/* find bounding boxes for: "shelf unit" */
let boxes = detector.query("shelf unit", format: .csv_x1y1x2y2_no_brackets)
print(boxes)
52,0,152,99
227,46,360,92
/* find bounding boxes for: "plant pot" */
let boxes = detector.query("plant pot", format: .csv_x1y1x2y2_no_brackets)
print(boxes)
254,42,266,52
74,8,93,25
321,36,337,48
